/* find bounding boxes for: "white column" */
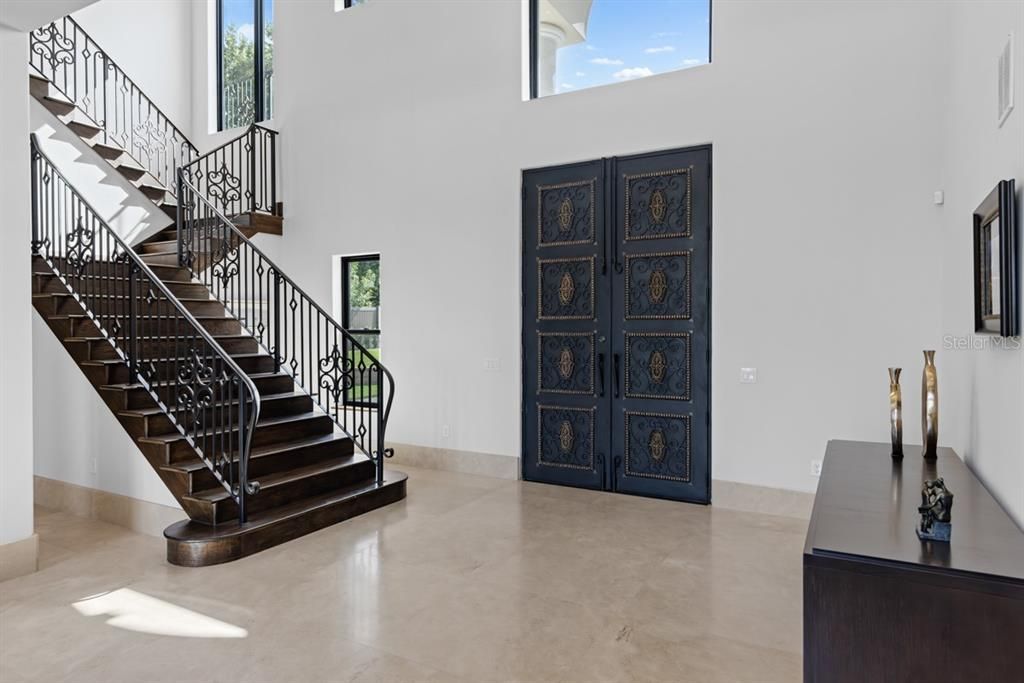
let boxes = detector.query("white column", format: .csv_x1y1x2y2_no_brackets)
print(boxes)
0,25,37,580
537,22,566,97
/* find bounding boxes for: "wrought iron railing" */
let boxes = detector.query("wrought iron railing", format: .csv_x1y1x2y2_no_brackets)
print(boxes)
177,175,395,482
29,16,198,195
223,71,274,131
178,124,278,220
31,135,261,522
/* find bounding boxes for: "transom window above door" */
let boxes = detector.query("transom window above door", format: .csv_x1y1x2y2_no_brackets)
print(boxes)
530,0,711,98
218,0,274,130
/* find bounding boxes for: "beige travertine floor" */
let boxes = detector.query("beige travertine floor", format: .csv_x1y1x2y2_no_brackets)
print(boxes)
0,466,806,683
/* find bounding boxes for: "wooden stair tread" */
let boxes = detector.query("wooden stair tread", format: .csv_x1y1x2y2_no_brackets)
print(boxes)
52,313,229,325
185,457,373,505
166,433,354,475
69,332,248,346
164,471,407,566
136,412,329,446
117,390,304,418
42,93,75,109
34,292,216,305
81,353,272,369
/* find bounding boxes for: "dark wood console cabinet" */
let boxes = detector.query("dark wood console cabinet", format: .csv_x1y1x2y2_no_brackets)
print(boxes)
803,440,1024,682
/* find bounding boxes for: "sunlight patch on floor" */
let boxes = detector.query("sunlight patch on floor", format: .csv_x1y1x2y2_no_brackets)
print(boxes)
72,588,247,639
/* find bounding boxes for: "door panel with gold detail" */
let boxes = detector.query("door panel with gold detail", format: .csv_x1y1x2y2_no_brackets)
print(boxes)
612,147,710,503
522,147,710,503
523,160,608,490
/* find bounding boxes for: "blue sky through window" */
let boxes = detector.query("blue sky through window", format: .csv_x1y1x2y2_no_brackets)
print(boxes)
552,0,710,95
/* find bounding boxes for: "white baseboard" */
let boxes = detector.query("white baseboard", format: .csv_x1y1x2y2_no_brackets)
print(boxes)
33,476,184,538
387,443,519,480
387,445,813,520
711,479,814,520
0,533,39,582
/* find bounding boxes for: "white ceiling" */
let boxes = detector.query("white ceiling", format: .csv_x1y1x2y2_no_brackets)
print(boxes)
0,0,97,32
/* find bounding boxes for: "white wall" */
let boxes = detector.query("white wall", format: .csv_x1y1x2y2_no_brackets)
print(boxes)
25,0,194,509
938,1,1024,526
0,26,36,545
261,0,951,494
32,315,181,509
72,0,194,139
32,100,173,244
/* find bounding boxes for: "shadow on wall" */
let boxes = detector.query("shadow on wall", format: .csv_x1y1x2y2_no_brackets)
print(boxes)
30,100,171,246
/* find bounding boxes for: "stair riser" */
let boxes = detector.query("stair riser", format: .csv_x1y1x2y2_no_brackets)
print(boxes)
116,166,146,182
195,458,377,524
41,98,76,117
140,252,184,267
170,438,354,493
91,143,125,161
141,242,178,255
33,273,209,299
102,357,282,386
139,186,167,201
29,74,50,99
84,335,258,361
166,475,407,567
122,394,314,438
67,121,102,139
252,415,335,448
34,257,191,282
68,316,242,339
142,414,335,465
49,295,227,319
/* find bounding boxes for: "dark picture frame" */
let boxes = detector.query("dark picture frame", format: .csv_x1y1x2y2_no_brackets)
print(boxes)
973,179,1019,336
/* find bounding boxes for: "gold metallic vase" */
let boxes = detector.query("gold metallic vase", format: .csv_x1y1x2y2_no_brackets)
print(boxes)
921,351,939,459
889,368,903,459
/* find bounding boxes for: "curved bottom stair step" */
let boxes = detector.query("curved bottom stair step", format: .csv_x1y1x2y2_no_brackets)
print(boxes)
165,470,407,567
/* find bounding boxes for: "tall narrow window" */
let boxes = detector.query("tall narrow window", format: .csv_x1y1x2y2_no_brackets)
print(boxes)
341,255,381,405
530,0,711,98
218,0,274,130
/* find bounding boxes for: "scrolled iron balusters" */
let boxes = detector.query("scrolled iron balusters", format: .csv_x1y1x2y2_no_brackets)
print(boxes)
29,136,260,522
177,124,279,220
178,171,394,483
28,16,198,191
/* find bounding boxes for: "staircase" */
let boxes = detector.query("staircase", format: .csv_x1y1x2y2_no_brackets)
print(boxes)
27,17,405,566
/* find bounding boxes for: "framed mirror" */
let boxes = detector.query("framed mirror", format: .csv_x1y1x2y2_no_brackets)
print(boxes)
973,179,1018,337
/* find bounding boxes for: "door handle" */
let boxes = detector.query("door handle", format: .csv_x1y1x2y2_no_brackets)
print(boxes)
613,353,621,398
597,353,605,397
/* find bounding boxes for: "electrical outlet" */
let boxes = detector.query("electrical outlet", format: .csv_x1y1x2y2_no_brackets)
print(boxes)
441,424,451,438
89,458,98,475
811,460,823,477
484,358,501,371
739,367,757,384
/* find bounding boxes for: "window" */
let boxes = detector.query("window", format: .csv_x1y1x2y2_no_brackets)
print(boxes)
530,0,711,98
341,255,381,404
218,0,274,130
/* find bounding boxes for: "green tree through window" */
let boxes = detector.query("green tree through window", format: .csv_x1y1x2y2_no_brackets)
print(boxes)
219,0,273,129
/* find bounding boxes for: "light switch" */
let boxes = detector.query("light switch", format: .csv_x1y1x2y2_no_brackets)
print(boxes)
740,367,757,384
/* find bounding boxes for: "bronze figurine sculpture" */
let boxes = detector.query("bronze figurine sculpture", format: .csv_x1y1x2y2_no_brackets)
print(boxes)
889,368,903,458
916,477,953,542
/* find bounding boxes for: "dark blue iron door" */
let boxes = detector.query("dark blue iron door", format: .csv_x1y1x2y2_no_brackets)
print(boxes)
610,147,711,503
522,160,610,490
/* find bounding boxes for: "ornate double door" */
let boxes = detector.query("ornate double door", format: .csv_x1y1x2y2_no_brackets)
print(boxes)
522,146,710,503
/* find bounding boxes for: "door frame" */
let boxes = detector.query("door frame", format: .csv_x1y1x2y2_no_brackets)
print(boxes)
520,144,712,504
